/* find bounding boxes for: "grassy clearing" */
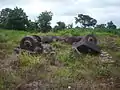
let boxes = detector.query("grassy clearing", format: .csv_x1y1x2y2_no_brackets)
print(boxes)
0,29,120,89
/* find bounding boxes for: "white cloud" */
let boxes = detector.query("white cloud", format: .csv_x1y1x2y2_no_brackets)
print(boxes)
0,0,120,27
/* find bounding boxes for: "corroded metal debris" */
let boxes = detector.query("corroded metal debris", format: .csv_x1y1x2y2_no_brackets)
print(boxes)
72,34,101,54
15,34,101,54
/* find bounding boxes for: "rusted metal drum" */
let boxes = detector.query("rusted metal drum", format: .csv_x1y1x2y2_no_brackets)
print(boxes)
72,34,101,54
32,35,42,42
20,36,42,52
73,41,101,54
64,36,83,44
83,34,97,45
40,36,54,43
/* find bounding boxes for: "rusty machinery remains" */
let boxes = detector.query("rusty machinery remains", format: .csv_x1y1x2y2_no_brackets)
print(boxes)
15,34,101,54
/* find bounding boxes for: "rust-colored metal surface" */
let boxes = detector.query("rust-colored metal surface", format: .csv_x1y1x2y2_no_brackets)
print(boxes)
16,34,101,54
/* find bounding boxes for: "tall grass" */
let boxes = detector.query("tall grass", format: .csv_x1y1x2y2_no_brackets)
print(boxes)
0,28,120,89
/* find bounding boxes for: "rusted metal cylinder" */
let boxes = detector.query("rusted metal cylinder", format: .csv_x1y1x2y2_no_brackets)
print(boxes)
64,36,83,44
19,34,100,54
20,36,43,52
82,34,97,45
38,36,64,43
32,35,42,42
72,34,100,54
40,36,55,43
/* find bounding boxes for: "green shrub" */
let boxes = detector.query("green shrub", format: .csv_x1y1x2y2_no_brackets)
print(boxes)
18,52,42,67
0,33,9,43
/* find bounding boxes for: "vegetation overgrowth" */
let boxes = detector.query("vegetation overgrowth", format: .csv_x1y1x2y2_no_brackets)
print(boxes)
0,28,120,89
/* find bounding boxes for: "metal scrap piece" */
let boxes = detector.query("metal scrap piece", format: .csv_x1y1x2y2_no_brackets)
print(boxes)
72,34,101,54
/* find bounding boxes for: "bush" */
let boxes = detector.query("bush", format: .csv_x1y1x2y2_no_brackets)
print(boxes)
0,33,9,43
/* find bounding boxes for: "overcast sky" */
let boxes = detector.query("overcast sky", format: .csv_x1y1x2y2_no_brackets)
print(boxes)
0,0,120,27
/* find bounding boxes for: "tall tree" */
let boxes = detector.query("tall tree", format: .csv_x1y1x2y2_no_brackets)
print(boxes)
107,21,117,29
27,20,38,30
95,24,106,29
75,14,97,28
57,21,66,29
53,21,66,31
67,23,73,29
0,8,12,28
7,7,29,30
37,11,53,32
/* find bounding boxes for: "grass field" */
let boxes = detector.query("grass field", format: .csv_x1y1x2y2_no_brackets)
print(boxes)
0,29,120,89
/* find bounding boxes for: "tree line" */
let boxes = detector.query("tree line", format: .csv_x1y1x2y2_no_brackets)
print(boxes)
0,7,118,32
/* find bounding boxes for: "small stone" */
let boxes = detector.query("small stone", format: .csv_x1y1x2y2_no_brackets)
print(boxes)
14,47,21,54
108,56,112,59
102,51,107,54
106,54,109,56
68,86,71,89
34,47,43,53
100,54,107,57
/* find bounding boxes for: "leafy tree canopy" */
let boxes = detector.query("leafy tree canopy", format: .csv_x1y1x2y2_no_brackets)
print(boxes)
0,8,12,28
0,7,29,30
107,21,116,29
96,24,106,29
37,11,53,32
75,14,97,28
53,21,66,31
